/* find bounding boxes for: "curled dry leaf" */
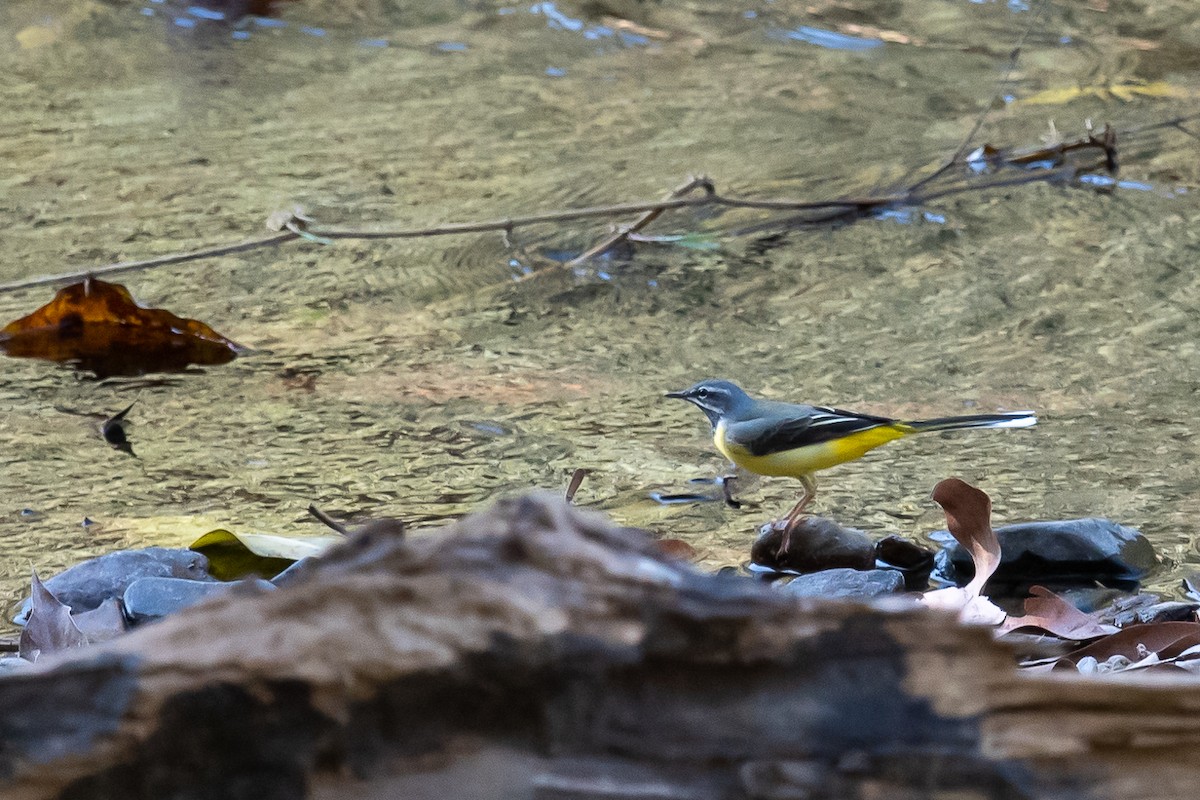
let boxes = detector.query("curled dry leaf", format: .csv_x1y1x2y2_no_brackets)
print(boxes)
932,478,1000,596
0,278,242,377
999,586,1120,640
18,571,88,662
918,478,1005,625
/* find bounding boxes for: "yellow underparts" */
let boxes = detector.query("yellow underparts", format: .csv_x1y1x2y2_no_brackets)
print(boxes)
714,421,909,477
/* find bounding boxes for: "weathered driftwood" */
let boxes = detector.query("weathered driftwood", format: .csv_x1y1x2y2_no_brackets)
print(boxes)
1,494,1198,800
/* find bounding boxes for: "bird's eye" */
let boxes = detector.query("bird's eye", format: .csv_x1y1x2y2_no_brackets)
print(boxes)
696,388,709,399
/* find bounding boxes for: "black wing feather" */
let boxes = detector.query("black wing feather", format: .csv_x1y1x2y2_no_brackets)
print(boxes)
730,406,894,457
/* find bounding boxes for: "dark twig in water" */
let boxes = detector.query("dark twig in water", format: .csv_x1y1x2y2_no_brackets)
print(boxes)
719,475,741,509
307,504,351,535
1117,110,1200,136
565,468,591,504
102,401,138,457
1169,120,1200,142
0,192,870,293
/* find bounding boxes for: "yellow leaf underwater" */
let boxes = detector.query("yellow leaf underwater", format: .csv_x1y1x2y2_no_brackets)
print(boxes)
1020,81,1192,106
16,25,59,50
189,530,342,580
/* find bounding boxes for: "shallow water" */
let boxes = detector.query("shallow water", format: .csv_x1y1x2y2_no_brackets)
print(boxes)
2,0,1199,615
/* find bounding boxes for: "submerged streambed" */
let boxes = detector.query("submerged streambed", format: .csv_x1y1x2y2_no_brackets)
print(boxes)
1,0,1199,616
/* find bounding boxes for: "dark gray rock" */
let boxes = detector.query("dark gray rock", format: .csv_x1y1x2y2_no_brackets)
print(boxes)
934,518,1156,592
14,548,213,625
874,535,935,590
777,568,906,599
751,516,875,574
123,577,275,625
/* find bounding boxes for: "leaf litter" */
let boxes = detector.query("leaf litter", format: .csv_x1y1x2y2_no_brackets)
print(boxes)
913,478,1200,676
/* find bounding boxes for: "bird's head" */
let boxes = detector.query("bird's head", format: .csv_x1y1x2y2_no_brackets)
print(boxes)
665,379,753,427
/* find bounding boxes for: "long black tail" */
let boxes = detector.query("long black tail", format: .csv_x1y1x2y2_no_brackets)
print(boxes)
901,411,1037,433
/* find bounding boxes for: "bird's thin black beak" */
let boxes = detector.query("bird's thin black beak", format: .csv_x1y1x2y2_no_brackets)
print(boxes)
664,390,687,399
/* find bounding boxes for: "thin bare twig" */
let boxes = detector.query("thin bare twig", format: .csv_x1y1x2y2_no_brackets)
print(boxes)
1171,121,1200,142
307,504,350,535
0,232,298,293
0,116,1162,295
565,176,714,268
0,192,871,294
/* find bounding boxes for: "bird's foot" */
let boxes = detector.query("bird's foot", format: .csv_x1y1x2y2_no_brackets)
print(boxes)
773,514,807,559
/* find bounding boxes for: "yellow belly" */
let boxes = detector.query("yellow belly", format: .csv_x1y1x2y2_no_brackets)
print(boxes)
714,421,908,477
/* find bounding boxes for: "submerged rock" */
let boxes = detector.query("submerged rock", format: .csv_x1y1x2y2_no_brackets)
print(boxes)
777,568,906,599
751,516,875,574
123,577,275,625
934,518,1156,592
14,548,213,625
874,535,936,590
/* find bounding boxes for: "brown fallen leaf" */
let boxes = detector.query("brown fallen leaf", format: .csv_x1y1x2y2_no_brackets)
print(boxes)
0,277,242,377
932,477,1001,596
1058,621,1200,667
18,572,88,662
999,585,1119,640
919,478,1005,625
70,598,128,643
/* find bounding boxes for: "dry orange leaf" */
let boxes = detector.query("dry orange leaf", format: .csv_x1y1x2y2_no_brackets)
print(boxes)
999,585,1119,640
0,277,243,377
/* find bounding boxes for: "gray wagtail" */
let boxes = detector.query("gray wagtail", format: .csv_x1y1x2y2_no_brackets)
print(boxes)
666,379,1036,544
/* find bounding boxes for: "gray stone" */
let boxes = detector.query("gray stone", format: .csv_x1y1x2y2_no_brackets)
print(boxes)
270,557,313,587
0,657,29,673
14,548,213,625
122,577,275,624
777,568,906,599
